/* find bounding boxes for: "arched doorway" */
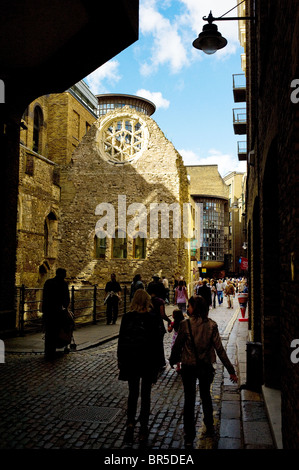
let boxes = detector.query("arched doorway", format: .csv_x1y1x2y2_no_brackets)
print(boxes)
262,138,281,388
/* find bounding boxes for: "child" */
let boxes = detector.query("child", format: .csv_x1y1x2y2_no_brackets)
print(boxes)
168,309,185,373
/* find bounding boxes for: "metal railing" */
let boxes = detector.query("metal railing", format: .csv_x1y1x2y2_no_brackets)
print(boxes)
232,73,246,90
15,284,131,335
233,108,247,123
15,283,180,335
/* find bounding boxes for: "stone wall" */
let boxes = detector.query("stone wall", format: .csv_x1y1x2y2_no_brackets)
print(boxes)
47,92,97,165
186,165,229,199
16,145,60,287
57,106,190,288
16,90,97,289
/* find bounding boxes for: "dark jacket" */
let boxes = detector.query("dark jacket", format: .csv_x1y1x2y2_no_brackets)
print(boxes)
197,284,212,306
169,316,235,375
117,310,161,382
130,280,144,300
147,280,166,300
42,276,70,319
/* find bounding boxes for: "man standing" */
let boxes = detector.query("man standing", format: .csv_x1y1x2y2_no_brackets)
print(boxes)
216,279,224,306
42,268,70,359
196,279,212,309
147,274,167,301
224,280,235,309
105,273,121,324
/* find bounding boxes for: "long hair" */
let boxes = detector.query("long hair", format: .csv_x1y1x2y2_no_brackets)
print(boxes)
188,295,209,320
130,289,152,313
172,308,184,331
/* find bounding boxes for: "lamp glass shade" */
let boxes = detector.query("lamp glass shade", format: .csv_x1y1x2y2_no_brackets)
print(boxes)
193,23,227,54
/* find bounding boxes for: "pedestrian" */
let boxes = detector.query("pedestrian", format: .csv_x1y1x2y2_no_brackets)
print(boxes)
130,274,144,301
196,279,212,309
216,279,224,306
117,289,161,444
169,295,238,448
194,279,202,295
210,280,217,308
224,280,235,308
104,273,121,324
149,284,172,370
42,268,72,359
168,308,185,373
174,280,188,313
147,274,167,301
162,276,170,304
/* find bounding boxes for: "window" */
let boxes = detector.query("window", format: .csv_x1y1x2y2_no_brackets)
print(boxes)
25,153,34,176
133,234,146,259
73,110,80,140
112,229,127,258
44,212,57,258
198,198,225,262
33,106,43,153
100,115,148,163
95,233,106,259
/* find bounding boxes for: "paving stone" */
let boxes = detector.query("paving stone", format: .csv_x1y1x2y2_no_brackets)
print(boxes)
0,306,275,450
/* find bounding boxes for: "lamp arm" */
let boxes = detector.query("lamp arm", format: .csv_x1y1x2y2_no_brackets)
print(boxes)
203,14,255,23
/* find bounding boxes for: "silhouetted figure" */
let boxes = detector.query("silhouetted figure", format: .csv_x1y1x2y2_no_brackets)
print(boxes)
118,290,161,445
196,279,212,308
147,274,167,300
105,273,121,324
130,274,144,301
42,268,71,359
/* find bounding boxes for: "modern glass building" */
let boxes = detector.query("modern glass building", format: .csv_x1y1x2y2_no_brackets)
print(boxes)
96,94,156,117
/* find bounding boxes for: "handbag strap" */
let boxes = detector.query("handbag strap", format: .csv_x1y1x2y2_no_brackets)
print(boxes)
187,319,200,367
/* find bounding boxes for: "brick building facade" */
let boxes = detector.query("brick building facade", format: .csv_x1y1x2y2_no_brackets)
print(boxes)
16,85,98,288
57,99,191,288
245,0,299,448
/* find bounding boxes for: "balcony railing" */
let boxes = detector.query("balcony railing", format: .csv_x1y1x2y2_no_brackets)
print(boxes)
233,108,247,135
233,73,246,103
237,141,247,161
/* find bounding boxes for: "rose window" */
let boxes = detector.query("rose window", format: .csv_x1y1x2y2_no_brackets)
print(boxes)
99,116,148,163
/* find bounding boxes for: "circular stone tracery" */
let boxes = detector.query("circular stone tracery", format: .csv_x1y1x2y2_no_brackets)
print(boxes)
97,113,149,164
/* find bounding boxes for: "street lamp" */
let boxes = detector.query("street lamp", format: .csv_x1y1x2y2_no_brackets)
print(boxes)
193,2,255,55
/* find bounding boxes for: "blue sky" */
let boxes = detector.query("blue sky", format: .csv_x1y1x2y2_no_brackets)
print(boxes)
84,0,247,177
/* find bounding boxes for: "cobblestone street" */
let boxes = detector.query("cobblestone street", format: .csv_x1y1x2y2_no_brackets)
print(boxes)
0,304,239,451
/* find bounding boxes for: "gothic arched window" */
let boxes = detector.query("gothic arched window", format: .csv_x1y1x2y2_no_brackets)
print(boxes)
133,233,146,259
33,106,43,153
112,229,127,259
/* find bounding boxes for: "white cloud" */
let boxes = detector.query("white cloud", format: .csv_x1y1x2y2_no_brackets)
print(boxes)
139,0,189,75
138,0,240,76
179,147,247,177
180,0,240,55
136,89,170,109
84,60,121,94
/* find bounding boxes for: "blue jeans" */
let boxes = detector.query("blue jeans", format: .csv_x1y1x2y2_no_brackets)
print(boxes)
217,291,223,305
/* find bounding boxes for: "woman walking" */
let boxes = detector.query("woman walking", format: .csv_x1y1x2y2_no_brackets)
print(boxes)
169,295,238,448
117,289,161,444
174,280,188,313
